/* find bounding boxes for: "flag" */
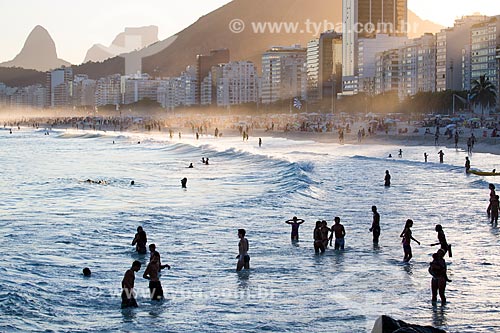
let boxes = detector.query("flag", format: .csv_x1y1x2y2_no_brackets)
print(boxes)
293,97,302,110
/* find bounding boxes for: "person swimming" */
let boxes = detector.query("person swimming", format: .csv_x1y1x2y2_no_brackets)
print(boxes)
130,180,135,186
83,267,91,277
188,163,194,168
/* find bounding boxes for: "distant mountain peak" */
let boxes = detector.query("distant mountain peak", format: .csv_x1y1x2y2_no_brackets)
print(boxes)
0,25,71,71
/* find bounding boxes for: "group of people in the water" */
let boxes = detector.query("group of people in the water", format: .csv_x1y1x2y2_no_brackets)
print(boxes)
284,205,453,304
121,225,248,308
121,226,172,308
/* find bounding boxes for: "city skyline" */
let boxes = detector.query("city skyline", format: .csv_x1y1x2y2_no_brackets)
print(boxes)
0,0,499,64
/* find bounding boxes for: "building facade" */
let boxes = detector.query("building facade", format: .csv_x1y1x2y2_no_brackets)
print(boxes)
342,0,408,94
215,61,259,107
196,49,230,104
261,45,307,104
46,67,73,108
95,74,121,107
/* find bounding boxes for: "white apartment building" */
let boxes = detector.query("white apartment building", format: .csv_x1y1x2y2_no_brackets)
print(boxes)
261,45,307,104
46,67,73,108
121,73,163,105
358,34,408,94
10,84,47,109
157,67,197,109
73,74,96,107
374,49,400,95
95,74,121,107
215,61,259,107
436,15,488,92
399,33,436,99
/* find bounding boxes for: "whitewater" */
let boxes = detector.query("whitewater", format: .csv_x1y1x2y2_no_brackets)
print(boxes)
0,128,499,332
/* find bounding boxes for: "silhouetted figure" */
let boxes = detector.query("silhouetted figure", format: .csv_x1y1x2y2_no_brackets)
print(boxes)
388,154,392,158
143,251,164,300
181,177,187,188
491,195,499,225
205,158,209,165
398,149,403,158
313,221,325,254
330,217,346,250
201,157,206,164
400,219,420,262
285,216,305,241
370,206,381,243
188,163,194,168
83,267,91,277
130,180,135,186
121,260,141,308
259,138,262,147
438,150,444,163
236,229,250,271
149,244,171,271
424,152,428,162
465,157,470,173
487,183,496,217
384,170,391,187
429,249,449,304
431,224,451,257
132,226,147,254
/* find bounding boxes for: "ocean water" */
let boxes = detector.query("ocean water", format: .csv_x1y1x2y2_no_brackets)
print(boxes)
1,128,499,333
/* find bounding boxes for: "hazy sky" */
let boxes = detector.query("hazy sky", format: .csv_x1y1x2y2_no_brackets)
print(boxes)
0,0,499,64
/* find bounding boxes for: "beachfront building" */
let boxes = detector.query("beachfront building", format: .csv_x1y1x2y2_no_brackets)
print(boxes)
10,84,47,109
200,72,212,106
215,61,259,107
342,0,408,95
374,49,400,95
95,74,121,107
46,67,73,108
261,45,307,104
72,74,96,107
196,49,230,105
469,16,500,104
398,33,437,99
121,73,163,105
358,34,408,94
157,67,197,109
0,83,10,108
436,15,489,92
306,31,342,102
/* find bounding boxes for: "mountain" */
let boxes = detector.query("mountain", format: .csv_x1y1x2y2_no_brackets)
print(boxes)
84,26,159,63
407,11,444,38
0,25,71,71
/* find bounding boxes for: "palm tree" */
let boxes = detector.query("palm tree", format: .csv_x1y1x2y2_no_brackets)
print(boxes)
470,75,497,115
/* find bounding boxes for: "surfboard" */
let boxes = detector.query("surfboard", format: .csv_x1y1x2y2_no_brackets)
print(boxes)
467,170,500,176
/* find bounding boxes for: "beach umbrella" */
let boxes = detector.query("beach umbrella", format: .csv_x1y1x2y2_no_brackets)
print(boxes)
369,120,379,124
446,124,457,129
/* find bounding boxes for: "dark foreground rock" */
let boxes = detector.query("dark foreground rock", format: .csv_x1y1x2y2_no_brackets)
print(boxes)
372,315,446,333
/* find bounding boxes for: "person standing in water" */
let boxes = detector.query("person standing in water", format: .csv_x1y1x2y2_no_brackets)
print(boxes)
429,249,449,304
149,244,171,270
424,152,428,163
384,170,391,187
285,216,305,241
400,219,420,262
121,260,141,308
259,138,262,147
313,221,325,254
236,229,250,271
143,251,164,300
181,178,187,188
132,227,147,254
330,217,346,250
487,184,496,217
438,150,445,163
490,195,499,225
398,149,403,158
370,206,381,243
465,157,471,173
431,224,451,257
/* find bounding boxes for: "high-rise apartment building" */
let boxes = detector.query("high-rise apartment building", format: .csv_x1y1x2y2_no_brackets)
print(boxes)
215,61,259,107
196,49,230,104
306,31,343,102
95,74,121,107
46,67,73,108
436,15,488,92
261,45,307,104
342,0,407,94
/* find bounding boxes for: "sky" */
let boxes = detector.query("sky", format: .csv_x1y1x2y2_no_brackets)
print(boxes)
0,0,499,65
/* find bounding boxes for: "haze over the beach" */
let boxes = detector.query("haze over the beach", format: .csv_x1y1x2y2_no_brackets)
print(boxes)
0,0,499,65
